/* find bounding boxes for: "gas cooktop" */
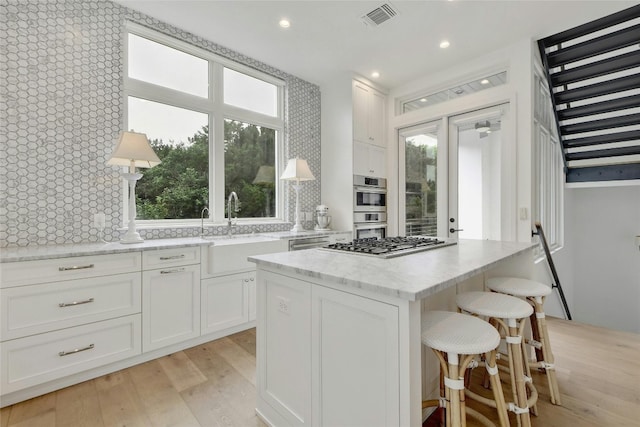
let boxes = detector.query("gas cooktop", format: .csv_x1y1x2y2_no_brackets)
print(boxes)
322,236,456,259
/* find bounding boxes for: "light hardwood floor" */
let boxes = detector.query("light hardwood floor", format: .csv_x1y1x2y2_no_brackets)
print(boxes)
1,318,639,427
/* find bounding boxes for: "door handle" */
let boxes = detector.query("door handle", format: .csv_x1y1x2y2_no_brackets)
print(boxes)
449,228,464,233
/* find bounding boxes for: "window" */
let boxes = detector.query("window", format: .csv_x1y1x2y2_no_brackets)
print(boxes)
124,23,284,224
400,71,508,114
533,72,564,251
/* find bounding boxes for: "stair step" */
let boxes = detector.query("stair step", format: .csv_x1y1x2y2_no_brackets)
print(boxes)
565,145,640,161
560,112,640,135
550,50,640,87
554,74,640,104
540,4,640,47
563,129,640,148
558,94,640,120
566,163,640,182
547,24,640,68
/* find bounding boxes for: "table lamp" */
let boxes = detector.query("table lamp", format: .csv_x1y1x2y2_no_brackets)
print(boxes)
280,158,315,232
107,131,161,243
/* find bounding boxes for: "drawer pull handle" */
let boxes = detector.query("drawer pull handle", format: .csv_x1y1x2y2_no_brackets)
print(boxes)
160,268,185,274
159,254,186,261
59,297,95,308
59,343,94,357
59,264,95,272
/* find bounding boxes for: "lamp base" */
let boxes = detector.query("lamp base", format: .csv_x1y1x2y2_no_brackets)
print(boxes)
290,223,305,233
120,231,144,244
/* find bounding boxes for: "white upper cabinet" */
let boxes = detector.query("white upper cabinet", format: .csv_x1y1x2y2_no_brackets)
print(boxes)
353,80,386,148
354,141,387,178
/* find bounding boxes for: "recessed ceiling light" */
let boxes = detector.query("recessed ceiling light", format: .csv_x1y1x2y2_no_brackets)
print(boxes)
420,98,427,103
279,19,290,28
439,40,450,49
371,71,380,79
480,79,490,85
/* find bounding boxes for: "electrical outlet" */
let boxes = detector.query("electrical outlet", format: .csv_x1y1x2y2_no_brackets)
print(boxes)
277,296,290,314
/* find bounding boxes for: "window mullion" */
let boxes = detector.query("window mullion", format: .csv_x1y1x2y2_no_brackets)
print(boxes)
212,62,225,223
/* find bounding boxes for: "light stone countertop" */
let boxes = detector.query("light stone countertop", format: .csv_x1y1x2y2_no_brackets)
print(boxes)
0,230,350,263
248,239,536,301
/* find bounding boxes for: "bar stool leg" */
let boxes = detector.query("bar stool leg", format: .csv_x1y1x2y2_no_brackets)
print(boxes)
506,319,531,427
485,350,510,427
530,296,562,405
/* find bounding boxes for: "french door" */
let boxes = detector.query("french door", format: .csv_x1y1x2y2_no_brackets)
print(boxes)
448,103,513,240
398,120,447,237
398,103,514,240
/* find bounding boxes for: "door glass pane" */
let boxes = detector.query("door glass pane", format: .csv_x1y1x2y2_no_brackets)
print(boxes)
128,33,209,98
224,119,276,218
456,117,503,240
404,130,438,236
128,97,209,220
223,68,278,117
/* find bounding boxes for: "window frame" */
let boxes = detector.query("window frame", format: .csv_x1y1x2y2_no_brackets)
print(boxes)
533,69,564,253
122,22,285,227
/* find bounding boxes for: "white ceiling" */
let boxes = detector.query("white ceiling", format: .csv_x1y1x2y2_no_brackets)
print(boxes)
114,0,637,89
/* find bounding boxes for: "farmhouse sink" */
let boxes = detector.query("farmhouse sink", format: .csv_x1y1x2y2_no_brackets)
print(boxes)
203,235,288,276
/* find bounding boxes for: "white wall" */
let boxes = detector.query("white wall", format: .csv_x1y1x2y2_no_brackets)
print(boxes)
556,185,640,333
388,38,533,243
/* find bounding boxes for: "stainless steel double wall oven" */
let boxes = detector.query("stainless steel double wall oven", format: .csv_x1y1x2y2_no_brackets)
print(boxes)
353,175,387,239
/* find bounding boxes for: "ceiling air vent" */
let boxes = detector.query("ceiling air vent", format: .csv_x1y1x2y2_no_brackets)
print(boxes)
362,3,399,27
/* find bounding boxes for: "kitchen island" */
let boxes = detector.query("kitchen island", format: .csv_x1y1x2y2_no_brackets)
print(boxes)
248,239,536,427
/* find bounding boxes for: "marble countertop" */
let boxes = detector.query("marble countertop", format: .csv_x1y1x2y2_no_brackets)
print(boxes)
248,239,536,301
0,230,351,263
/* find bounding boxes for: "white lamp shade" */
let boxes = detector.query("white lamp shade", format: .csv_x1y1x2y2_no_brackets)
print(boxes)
280,158,315,181
107,131,161,168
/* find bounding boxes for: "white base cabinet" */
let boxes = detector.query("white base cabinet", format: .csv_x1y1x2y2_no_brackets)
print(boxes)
1,314,141,394
256,270,401,427
201,271,255,335
142,263,200,352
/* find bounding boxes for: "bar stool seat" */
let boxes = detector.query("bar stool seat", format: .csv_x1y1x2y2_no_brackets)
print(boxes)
456,292,536,427
487,277,562,406
487,277,552,299
422,311,510,427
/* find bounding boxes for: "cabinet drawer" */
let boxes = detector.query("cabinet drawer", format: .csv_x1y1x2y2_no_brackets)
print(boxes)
1,314,141,393
142,247,200,270
1,273,141,341
1,252,142,288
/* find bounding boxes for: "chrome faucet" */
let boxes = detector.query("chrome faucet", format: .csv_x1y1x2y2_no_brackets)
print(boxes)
227,191,239,237
200,206,209,236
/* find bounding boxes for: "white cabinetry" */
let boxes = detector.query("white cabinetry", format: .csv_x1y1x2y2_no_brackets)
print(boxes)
142,248,200,352
0,253,142,396
201,271,255,334
353,80,387,179
354,140,387,178
200,239,287,338
311,285,399,426
353,80,386,147
256,270,399,426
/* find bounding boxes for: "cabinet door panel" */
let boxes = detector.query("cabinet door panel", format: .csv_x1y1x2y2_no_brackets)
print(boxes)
369,144,387,178
257,271,312,425
369,90,386,147
353,141,372,176
312,285,399,427
201,273,248,335
353,82,370,144
142,265,200,352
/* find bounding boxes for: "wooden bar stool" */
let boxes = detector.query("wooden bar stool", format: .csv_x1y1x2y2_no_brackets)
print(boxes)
456,292,536,427
421,310,510,427
486,277,562,406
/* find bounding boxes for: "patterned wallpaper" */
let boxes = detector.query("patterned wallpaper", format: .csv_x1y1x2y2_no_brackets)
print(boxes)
0,0,321,247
